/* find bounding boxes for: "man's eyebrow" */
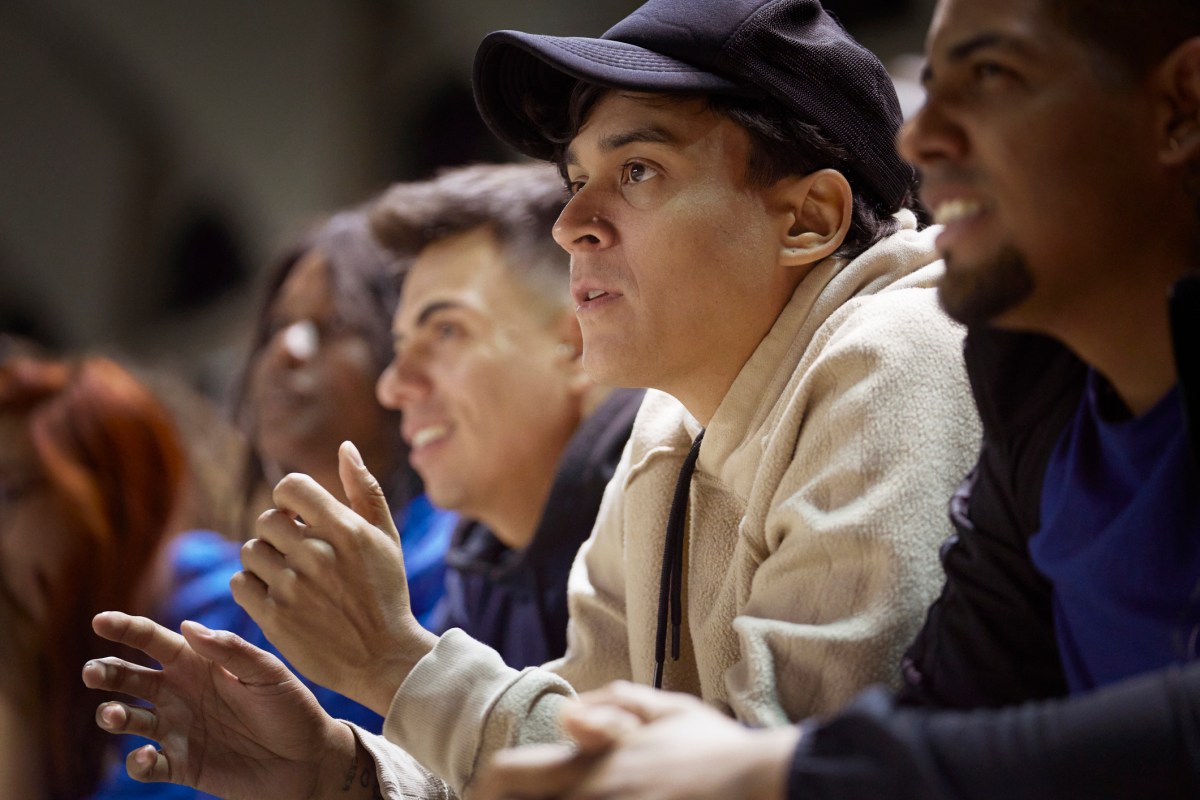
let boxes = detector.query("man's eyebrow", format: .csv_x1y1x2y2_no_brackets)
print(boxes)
922,31,1036,86
391,300,464,345
564,125,678,168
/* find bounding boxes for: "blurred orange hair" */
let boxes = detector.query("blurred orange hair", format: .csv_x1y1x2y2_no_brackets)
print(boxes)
0,355,187,799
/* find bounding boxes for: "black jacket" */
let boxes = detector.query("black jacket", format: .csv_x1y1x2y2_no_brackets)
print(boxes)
786,275,1200,799
431,389,643,669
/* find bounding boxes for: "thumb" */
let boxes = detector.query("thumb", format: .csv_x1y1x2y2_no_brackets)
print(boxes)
338,440,400,543
181,620,294,687
577,680,695,723
561,702,643,754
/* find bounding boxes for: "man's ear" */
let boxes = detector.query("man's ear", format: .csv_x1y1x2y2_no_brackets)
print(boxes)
768,169,854,267
1158,37,1200,166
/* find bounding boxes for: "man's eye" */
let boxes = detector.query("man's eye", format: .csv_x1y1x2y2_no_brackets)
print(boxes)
973,61,1013,82
622,162,658,185
566,178,586,196
435,321,461,340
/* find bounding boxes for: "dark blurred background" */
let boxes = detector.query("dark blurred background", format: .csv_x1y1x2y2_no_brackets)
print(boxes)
0,0,934,400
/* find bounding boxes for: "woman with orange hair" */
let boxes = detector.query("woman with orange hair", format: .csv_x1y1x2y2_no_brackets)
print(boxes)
0,354,381,800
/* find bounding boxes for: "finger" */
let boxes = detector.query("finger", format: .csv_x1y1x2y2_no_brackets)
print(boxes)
126,743,173,784
338,440,400,543
476,744,597,800
96,700,159,740
82,656,164,703
271,471,343,530
181,620,295,687
561,703,643,754
255,508,307,557
229,569,271,618
92,612,186,667
239,538,289,582
576,680,695,722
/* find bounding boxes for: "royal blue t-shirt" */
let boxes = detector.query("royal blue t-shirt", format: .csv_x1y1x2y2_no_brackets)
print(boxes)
1031,371,1200,693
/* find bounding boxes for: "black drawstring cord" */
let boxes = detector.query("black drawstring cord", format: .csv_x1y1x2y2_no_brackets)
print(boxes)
653,429,705,689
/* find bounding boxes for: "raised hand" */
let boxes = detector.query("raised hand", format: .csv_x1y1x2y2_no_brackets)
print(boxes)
234,441,437,716
82,611,358,800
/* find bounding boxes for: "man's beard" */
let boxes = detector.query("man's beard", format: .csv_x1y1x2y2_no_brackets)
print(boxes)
938,244,1035,327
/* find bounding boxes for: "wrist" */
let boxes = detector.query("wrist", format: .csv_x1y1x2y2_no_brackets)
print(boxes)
365,624,438,716
744,725,803,800
309,721,361,800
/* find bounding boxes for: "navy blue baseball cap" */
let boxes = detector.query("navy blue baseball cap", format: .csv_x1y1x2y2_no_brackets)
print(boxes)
473,0,914,212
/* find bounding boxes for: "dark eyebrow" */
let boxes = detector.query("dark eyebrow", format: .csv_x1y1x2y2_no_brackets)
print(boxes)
564,125,678,168
391,300,464,346
923,31,1036,87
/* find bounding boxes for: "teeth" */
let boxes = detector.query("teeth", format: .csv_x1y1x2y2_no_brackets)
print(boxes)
586,290,607,301
412,425,448,449
933,199,984,225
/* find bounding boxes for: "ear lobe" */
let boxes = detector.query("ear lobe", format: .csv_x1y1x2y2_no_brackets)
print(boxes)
773,169,854,267
1159,38,1200,166
549,311,595,398
551,310,584,370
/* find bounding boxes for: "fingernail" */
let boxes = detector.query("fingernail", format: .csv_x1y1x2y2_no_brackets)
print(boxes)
187,620,213,636
344,440,365,469
99,704,121,729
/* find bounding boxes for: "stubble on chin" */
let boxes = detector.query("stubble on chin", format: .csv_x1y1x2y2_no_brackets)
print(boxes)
937,245,1035,328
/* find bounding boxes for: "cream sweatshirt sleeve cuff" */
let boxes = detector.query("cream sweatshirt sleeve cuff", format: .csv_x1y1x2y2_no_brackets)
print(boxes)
345,720,453,800
381,629,576,794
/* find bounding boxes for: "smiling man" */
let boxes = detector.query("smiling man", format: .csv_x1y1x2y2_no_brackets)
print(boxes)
473,0,1200,798
80,1,982,798
370,163,642,668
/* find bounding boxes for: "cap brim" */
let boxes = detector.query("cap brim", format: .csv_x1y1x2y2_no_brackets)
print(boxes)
473,30,746,161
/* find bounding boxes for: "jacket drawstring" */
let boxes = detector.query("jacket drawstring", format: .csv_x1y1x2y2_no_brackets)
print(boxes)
653,429,704,689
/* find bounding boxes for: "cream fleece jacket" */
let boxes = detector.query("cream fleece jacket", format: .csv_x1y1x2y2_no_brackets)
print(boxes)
353,214,981,799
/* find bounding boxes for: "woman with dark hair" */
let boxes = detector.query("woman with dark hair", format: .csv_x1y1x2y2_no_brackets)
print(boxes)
0,354,383,800
234,209,455,626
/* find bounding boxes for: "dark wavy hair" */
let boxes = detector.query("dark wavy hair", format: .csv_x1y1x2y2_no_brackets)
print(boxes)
231,208,416,530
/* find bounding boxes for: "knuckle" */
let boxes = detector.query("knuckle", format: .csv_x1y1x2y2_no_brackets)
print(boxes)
308,539,337,568
275,472,310,497
274,568,301,602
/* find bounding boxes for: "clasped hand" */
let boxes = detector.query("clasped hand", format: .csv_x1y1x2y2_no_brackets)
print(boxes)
233,440,437,716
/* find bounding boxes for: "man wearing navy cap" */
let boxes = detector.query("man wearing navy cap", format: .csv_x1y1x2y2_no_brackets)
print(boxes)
472,0,1200,797
82,1,980,797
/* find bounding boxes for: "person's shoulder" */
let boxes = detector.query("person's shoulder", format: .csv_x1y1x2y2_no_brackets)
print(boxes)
963,326,1086,440
816,270,962,369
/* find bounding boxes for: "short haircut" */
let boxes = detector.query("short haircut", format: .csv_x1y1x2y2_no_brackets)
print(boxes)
535,82,913,262
370,162,571,320
1044,0,1200,79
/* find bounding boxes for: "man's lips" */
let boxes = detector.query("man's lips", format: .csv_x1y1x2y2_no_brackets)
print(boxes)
571,283,622,310
404,423,450,450
922,191,996,259
930,197,988,225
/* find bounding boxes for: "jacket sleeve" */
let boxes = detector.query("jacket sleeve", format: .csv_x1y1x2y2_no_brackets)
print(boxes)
898,328,1085,709
727,286,980,723
358,448,639,798
787,663,1200,800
